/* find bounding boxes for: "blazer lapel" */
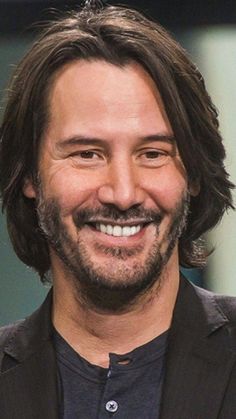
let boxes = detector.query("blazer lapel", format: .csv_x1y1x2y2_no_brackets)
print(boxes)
0,291,59,419
0,342,58,419
160,278,236,419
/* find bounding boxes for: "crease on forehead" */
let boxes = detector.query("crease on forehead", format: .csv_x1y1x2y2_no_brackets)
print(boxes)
45,59,170,123
39,60,176,165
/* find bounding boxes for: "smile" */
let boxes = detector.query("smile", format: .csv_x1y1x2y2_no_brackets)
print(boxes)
94,223,142,237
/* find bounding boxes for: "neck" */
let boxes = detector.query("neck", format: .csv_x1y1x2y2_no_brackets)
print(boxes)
52,252,180,368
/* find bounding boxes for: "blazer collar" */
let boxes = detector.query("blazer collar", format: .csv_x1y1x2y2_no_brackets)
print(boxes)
171,276,229,341
0,289,59,419
160,276,236,419
3,288,53,362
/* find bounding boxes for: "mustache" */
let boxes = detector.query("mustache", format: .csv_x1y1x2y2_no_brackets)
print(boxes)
72,205,164,228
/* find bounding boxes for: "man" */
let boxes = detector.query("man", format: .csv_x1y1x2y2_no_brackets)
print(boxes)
0,1,235,418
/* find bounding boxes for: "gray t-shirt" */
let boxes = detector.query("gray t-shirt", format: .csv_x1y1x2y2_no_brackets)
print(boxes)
53,329,168,419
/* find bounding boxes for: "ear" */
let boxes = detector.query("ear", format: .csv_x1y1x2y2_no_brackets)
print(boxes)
189,180,200,197
22,177,37,198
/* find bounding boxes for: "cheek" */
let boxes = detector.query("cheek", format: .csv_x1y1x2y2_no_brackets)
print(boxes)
143,170,187,211
41,166,100,211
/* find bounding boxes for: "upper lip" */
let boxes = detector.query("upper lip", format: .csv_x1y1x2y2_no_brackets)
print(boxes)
87,219,152,227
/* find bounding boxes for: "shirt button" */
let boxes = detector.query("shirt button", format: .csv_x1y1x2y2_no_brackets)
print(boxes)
106,400,119,413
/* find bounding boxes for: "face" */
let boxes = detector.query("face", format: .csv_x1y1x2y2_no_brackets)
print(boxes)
24,60,190,312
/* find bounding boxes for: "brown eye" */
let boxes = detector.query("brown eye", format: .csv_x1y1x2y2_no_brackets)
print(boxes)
80,151,96,159
145,151,163,159
138,148,169,168
69,149,104,166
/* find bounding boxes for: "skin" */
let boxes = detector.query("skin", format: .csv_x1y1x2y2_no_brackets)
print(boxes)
24,60,195,367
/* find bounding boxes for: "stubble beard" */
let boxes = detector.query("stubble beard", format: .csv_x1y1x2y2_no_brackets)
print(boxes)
37,191,190,313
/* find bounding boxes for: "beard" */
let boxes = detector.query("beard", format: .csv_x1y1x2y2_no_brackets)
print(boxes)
37,191,190,313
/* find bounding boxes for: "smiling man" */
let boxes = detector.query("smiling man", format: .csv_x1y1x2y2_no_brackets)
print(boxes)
0,2,236,419
30,60,191,315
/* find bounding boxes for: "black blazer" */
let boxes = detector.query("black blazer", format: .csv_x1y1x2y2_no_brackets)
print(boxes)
1,277,236,419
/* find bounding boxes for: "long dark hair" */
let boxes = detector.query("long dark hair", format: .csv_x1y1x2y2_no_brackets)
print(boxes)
0,4,234,281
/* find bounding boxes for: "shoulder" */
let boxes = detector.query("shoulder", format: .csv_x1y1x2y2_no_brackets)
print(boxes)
0,290,53,364
0,320,25,349
0,289,52,349
176,277,236,338
194,283,236,315
214,292,236,321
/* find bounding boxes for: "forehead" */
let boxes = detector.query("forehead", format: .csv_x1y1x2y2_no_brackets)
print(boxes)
45,59,172,142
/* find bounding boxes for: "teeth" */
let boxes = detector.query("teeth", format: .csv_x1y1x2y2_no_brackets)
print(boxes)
113,226,122,237
107,225,113,235
100,224,107,234
95,223,142,237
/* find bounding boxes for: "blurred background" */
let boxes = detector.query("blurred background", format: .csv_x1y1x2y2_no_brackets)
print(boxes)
0,0,236,326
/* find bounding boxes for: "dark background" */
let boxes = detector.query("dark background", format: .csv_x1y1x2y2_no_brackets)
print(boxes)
1,0,236,35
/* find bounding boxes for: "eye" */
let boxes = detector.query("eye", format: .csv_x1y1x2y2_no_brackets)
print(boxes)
70,150,102,160
79,150,98,159
69,149,105,167
138,148,169,167
144,150,165,159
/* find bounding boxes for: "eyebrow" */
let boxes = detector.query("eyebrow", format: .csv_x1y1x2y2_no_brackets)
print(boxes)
140,134,175,144
56,133,175,150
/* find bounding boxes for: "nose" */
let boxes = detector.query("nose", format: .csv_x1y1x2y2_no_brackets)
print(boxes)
97,158,145,210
